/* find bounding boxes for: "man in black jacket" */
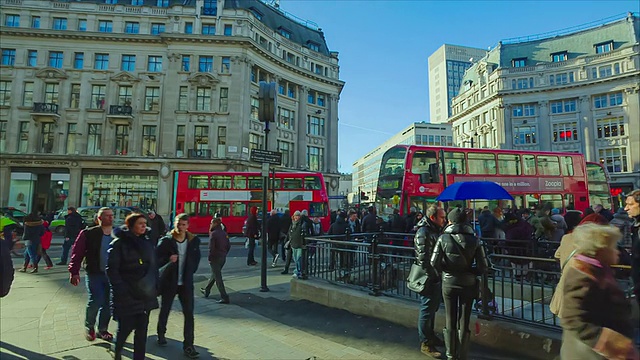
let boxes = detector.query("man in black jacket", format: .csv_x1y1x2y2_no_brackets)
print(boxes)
624,189,640,307
155,213,201,359
414,204,447,357
361,206,378,233
59,206,85,265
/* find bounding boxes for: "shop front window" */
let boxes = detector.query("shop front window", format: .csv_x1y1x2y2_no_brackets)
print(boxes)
81,173,159,210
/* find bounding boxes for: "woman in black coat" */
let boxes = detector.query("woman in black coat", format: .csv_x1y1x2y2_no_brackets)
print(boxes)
107,213,159,360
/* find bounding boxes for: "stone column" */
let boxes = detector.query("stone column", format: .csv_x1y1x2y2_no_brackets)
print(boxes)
67,166,82,208
296,85,308,169
0,165,11,207
326,94,339,173
578,95,594,162
538,101,551,151
501,104,512,148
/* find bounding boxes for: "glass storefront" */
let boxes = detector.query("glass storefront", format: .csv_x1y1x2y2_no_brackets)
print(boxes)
81,172,158,211
8,172,69,214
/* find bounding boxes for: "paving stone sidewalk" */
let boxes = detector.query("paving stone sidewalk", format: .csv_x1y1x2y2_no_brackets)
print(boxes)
0,257,385,360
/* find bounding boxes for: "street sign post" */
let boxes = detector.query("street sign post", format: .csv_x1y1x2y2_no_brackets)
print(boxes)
250,149,282,166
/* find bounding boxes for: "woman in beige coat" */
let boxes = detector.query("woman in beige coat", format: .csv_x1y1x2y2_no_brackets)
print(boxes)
560,223,638,360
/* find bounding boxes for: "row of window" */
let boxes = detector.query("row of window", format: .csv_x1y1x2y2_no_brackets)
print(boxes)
0,81,328,138
251,65,328,107
0,121,325,171
186,175,322,190
1,49,234,75
511,64,625,90
513,116,626,144
510,91,624,117
414,135,454,146
3,13,229,36
510,41,613,67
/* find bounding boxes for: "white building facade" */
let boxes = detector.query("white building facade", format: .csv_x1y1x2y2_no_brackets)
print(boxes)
0,0,344,217
448,13,640,194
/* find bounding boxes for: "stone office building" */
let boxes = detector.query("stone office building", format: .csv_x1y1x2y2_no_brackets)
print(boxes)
448,12,640,196
0,0,344,217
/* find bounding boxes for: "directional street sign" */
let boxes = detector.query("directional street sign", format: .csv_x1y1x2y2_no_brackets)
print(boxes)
250,149,282,165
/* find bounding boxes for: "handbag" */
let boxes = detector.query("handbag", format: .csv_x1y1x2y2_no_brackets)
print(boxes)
407,263,430,294
550,248,578,317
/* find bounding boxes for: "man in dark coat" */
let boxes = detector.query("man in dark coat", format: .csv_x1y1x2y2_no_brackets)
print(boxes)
147,210,166,244
624,189,640,307
1,236,14,297
361,206,378,234
155,214,201,359
414,205,447,357
59,206,85,265
266,209,281,266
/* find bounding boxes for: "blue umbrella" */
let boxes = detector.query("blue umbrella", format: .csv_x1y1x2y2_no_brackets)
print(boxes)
436,181,514,201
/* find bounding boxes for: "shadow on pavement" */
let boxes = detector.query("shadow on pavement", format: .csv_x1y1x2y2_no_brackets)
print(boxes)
144,335,223,360
0,341,58,360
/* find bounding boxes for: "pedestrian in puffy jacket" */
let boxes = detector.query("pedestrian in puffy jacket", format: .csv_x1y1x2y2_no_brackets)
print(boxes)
431,208,487,360
107,213,158,360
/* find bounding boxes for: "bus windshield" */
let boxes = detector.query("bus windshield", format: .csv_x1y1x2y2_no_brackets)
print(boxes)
376,147,407,216
586,162,612,209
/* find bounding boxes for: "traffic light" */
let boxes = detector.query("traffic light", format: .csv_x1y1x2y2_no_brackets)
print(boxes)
258,81,277,123
361,191,369,201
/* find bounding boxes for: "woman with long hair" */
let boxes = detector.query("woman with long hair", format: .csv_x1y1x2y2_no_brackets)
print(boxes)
560,223,639,359
107,213,158,360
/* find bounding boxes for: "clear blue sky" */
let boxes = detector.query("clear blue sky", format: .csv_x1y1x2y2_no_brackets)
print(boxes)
277,0,639,173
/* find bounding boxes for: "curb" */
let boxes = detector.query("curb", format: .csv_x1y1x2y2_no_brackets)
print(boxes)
291,278,561,360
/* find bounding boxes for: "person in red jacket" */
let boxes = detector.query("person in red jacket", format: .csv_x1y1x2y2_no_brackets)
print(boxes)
40,221,54,269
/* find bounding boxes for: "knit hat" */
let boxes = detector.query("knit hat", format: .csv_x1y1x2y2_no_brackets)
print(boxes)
301,210,308,216
551,208,560,215
447,208,466,224
250,206,258,216
293,210,301,217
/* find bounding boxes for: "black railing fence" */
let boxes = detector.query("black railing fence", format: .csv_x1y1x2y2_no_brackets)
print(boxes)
305,232,634,329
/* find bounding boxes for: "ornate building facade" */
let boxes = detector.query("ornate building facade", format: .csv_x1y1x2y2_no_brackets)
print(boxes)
0,0,344,217
448,12,640,194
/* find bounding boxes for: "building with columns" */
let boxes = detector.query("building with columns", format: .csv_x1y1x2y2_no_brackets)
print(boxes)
0,0,344,217
448,12,640,194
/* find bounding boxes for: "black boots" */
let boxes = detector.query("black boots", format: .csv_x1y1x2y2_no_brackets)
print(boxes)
443,328,458,360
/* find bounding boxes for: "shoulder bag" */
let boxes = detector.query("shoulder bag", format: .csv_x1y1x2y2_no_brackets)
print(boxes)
407,262,430,294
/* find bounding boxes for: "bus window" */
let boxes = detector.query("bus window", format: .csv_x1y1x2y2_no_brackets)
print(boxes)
304,176,322,190
309,202,328,217
498,154,521,175
408,196,437,214
283,177,303,189
198,202,209,217
540,194,563,210
248,176,262,189
468,153,496,175
210,175,232,189
523,155,536,175
537,156,560,176
443,151,466,174
231,202,247,216
208,202,230,216
188,175,209,189
184,202,197,216
562,156,574,176
411,150,437,174
233,175,247,189
525,194,539,209
380,147,407,176
564,194,575,211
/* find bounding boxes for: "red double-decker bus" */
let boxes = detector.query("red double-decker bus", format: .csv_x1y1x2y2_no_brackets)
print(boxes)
172,171,330,234
586,162,613,210
376,145,591,217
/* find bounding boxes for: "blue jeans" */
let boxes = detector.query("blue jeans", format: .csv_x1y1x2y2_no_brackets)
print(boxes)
24,242,40,267
85,272,111,332
292,248,303,276
418,281,442,344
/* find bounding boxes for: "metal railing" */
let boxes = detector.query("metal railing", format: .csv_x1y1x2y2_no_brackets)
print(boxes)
305,232,635,329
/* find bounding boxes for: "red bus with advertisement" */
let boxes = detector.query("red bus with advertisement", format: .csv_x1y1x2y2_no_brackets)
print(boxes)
172,171,330,234
376,145,592,217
